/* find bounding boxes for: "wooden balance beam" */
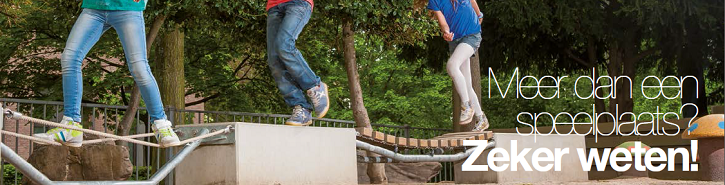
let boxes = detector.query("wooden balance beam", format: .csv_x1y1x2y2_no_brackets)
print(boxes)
355,127,493,150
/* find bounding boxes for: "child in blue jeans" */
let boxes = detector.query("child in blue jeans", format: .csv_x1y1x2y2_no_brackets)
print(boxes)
34,0,180,147
428,0,489,131
266,0,330,126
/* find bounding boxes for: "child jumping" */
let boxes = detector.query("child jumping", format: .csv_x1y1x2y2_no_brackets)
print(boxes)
34,0,180,147
266,0,330,126
428,0,489,131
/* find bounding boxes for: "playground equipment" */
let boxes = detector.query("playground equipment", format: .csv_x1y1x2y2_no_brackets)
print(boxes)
682,114,725,181
0,105,231,185
1,104,499,184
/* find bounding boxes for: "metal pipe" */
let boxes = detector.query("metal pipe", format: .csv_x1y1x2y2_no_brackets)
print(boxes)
2,129,208,185
1,143,54,185
356,140,496,163
357,155,394,163
148,129,209,183
1,104,4,130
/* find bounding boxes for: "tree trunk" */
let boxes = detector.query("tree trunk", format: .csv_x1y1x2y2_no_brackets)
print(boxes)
679,18,709,117
343,19,372,127
151,23,185,184
154,24,185,124
586,38,607,121
117,15,166,146
342,17,387,184
608,46,635,121
608,31,646,122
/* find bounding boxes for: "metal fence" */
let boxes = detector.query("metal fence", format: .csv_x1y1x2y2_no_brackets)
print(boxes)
0,98,456,184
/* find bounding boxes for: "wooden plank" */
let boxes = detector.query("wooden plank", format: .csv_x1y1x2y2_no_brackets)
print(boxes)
419,139,429,148
356,127,373,137
373,131,385,141
409,138,418,148
429,139,439,148
436,133,491,140
452,139,461,147
439,131,493,137
396,137,407,146
385,134,396,144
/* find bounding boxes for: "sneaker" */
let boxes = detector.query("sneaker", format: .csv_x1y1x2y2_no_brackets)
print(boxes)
286,105,313,126
33,116,83,147
472,114,490,132
459,101,474,125
152,119,181,146
306,82,330,118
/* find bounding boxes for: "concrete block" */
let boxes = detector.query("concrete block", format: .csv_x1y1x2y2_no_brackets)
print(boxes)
455,133,588,184
175,122,358,185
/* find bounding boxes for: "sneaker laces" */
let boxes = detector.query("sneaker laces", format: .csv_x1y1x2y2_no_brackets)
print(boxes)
473,115,488,131
157,127,174,137
292,106,307,120
308,85,325,105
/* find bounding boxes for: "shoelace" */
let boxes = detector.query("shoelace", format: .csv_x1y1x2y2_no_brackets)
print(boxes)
292,107,307,120
473,115,487,131
158,128,173,137
309,86,325,104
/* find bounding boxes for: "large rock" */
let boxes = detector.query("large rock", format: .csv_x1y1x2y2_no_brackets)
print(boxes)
357,151,443,183
22,142,132,184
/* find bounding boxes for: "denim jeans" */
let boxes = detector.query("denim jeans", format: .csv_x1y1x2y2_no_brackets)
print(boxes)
62,9,166,123
267,0,320,110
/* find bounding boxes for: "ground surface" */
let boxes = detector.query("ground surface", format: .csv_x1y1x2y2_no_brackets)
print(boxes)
372,177,721,185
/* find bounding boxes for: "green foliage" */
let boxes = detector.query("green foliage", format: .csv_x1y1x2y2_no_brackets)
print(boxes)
1,0,722,131
3,164,23,184
127,166,152,181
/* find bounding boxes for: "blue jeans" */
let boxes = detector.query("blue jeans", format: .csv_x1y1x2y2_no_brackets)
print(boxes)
62,9,166,123
266,0,320,110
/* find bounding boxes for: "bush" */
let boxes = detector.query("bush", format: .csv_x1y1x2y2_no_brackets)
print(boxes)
128,166,152,181
3,164,152,183
3,164,23,184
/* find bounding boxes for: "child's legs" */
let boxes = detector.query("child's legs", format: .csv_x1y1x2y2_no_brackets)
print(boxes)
447,44,475,103
110,11,167,122
61,9,109,122
274,0,320,91
267,5,313,110
460,58,483,116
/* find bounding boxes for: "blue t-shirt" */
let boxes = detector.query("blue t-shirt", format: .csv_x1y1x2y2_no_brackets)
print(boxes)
427,0,481,40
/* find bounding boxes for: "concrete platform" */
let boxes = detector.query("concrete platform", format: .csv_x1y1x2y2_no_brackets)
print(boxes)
455,133,588,184
174,123,358,185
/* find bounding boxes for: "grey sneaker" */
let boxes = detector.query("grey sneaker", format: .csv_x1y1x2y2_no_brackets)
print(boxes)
473,114,490,132
459,101,474,125
33,116,83,147
306,82,330,118
152,119,181,147
286,105,313,126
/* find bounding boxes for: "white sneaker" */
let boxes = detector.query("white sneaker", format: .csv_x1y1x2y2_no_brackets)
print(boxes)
152,119,181,146
473,114,490,132
459,101,474,125
33,116,83,147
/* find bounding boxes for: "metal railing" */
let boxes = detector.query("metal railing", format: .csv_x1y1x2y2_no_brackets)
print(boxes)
0,98,456,184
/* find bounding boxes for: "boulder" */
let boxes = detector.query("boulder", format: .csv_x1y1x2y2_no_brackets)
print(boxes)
22,142,132,184
357,151,442,183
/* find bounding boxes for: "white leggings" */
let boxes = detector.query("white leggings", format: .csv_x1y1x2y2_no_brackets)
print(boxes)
447,44,483,116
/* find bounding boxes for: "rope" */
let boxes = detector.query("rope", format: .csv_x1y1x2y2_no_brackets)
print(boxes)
82,133,155,145
171,127,230,146
4,109,232,148
1,130,62,146
6,110,162,147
